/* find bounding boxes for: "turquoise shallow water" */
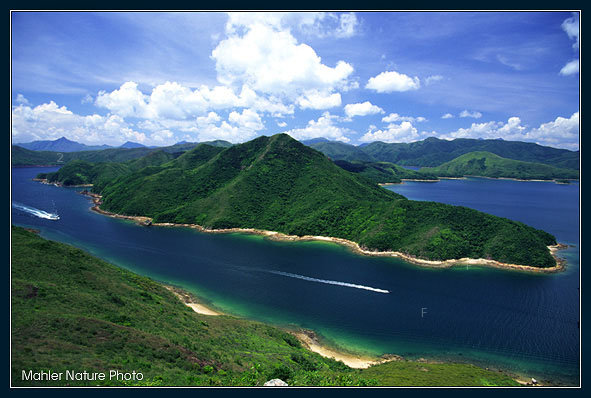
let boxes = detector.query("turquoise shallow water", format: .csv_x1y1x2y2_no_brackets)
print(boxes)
12,168,580,385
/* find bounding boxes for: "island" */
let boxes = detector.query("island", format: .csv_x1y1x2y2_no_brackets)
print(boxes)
37,133,562,270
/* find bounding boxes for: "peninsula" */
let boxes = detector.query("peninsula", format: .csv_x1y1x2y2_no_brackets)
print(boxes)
39,133,559,269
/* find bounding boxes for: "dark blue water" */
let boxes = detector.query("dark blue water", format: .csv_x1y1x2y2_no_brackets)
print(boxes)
11,168,580,385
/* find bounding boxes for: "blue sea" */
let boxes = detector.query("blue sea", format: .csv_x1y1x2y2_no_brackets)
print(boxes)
11,168,580,385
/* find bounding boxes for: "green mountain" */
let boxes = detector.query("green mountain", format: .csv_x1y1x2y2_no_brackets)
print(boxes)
11,226,520,386
85,133,556,267
307,137,579,170
334,160,439,184
420,152,579,181
308,141,375,162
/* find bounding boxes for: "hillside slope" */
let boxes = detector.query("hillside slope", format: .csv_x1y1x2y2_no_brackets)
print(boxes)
333,160,439,184
420,151,579,180
308,137,579,170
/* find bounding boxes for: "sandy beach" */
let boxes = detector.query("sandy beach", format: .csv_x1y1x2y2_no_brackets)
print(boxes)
163,285,222,316
292,330,401,369
81,191,567,274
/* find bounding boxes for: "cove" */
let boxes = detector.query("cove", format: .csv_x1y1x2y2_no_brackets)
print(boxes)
11,167,580,385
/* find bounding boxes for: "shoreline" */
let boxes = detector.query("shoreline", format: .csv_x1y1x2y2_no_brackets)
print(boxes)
81,191,567,274
163,282,544,384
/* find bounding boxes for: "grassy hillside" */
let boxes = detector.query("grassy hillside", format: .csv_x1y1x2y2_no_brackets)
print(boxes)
10,226,520,387
308,137,579,170
420,151,579,181
95,134,556,267
334,160,438,184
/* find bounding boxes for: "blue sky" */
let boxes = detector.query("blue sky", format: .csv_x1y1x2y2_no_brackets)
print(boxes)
11,11,580,149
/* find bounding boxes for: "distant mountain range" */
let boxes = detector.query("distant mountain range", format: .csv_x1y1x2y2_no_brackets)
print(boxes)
420,151,579,181
304,137,579,170
16,137,112,152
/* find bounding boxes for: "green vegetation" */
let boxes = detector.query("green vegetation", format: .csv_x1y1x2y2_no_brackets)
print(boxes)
37,147,225,192
69,133,556,267
309,141,375,162
307,137,579,170
420,151,579,181
11,226,520,386
334,160,438,184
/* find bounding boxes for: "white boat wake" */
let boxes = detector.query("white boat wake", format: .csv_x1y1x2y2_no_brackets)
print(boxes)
12,202,60,220
268,270,389,294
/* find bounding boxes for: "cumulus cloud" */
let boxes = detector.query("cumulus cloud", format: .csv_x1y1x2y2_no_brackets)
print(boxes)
366,70,421,93
12,101,148,145
96,81,294,122
382,113,426,123
359,121,420,143
282,112,352,142
440,113,579,150
459,110,482,119
212,22,354,97
441,113,454,119
344,101,384,118
297,90,342,110
95,81,151,118
526,112,579,149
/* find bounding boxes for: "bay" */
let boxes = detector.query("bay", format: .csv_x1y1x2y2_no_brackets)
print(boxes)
11,168,580,385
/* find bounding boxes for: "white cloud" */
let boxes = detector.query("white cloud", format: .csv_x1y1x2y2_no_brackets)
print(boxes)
562,13,579,50
15,94,29,105
95,81,150,118
344,101,384,118
228,108,264,132
11,101,148,146
459,110,482,119
560,13,580,76
526,112,579,149
283,112,352,142
96,81,294,123
333,13,359,38
359,121,420,143
225,12,359,39
440,113,579,150
560,60,579,76
366,70,421,93
212,22,354,97
297,90,342,110
382,113,426,123
441,113,454,119
277,121,287,128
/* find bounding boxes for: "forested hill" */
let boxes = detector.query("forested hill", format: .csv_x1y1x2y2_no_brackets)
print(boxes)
420,151,579,181
41,133,558,267
306,137,579,170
